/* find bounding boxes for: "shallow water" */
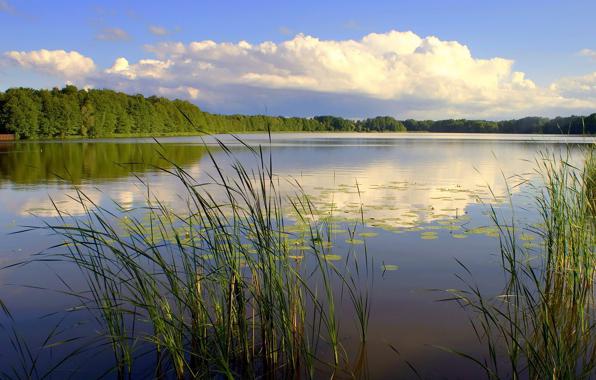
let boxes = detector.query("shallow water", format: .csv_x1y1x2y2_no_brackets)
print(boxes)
0,133,593,378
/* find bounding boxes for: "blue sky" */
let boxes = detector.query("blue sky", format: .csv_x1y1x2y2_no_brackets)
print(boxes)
1,0,595,119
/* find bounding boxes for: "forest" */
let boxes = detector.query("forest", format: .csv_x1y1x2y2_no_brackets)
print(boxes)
0,85,594,139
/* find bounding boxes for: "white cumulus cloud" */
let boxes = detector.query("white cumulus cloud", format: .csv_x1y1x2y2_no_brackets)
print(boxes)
105,57,173,79
3,31,596,118
156,85,200,99
138,31,533,104
550,72,596,100
116,30,596,117
4,49,96,77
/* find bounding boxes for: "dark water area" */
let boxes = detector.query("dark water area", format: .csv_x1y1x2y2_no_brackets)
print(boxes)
0,133,593,378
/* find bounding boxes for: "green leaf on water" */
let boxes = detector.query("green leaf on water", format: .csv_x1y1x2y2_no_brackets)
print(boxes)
358,232,379,238
420,231,438,240
345,238,364,245
520,233,535,241
324,254,342,261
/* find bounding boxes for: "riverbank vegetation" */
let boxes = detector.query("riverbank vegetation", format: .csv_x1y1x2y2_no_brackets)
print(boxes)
1,86,594,139
450,148,596,378
4,141,372,378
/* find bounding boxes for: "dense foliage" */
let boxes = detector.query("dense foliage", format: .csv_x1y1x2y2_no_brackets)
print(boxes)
0,86,327,139
0,86,594,139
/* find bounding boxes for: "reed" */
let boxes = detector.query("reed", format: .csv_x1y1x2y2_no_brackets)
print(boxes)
22,136,371,379
448,147,596,379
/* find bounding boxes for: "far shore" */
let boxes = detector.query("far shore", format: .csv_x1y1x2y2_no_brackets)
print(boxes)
1,130,595,144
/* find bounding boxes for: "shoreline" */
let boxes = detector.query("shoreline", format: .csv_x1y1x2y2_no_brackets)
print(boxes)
2,130,595,143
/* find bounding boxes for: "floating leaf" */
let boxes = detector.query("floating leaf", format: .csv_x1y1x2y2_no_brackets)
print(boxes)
345,238,364,245
420,231,438,240
520,233,536,241
324,254,342,261
359,232,379,238
318,241,333,248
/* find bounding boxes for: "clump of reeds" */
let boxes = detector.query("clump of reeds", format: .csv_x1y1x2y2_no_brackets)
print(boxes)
586,150,595,212
448,147,596,379
27,138,371,379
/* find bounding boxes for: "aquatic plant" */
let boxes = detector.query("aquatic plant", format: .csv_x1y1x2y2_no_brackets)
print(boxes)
447,148,596,379
19,136,372,379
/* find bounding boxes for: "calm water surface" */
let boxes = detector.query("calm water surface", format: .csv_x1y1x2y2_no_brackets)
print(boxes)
0,133,593,378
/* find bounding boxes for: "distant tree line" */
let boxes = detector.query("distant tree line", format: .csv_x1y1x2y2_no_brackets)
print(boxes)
0,86,594,139
402,116,596,134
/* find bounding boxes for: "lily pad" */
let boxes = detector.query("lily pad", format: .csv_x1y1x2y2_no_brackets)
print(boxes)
345,238,364,245
420,231,438,240
324,254,342,261
520,233,536,241
359,232,379,238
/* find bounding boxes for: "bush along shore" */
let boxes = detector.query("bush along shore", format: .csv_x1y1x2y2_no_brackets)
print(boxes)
0,85,595,139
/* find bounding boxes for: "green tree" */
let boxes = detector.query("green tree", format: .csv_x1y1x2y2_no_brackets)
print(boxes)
81,101,95,137
2,88,41,139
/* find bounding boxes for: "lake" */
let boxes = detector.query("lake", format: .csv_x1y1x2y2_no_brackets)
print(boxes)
0,133,593,378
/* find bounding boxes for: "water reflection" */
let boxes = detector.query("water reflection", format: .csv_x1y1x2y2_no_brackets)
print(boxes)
0,134,592,378
0,136,585,226
0,141,207,186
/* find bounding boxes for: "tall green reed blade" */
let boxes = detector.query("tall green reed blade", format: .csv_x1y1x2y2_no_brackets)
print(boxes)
22,129,372,379
446,147,596,379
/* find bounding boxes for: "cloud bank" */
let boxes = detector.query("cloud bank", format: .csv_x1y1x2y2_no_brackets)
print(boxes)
3,30,596,118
